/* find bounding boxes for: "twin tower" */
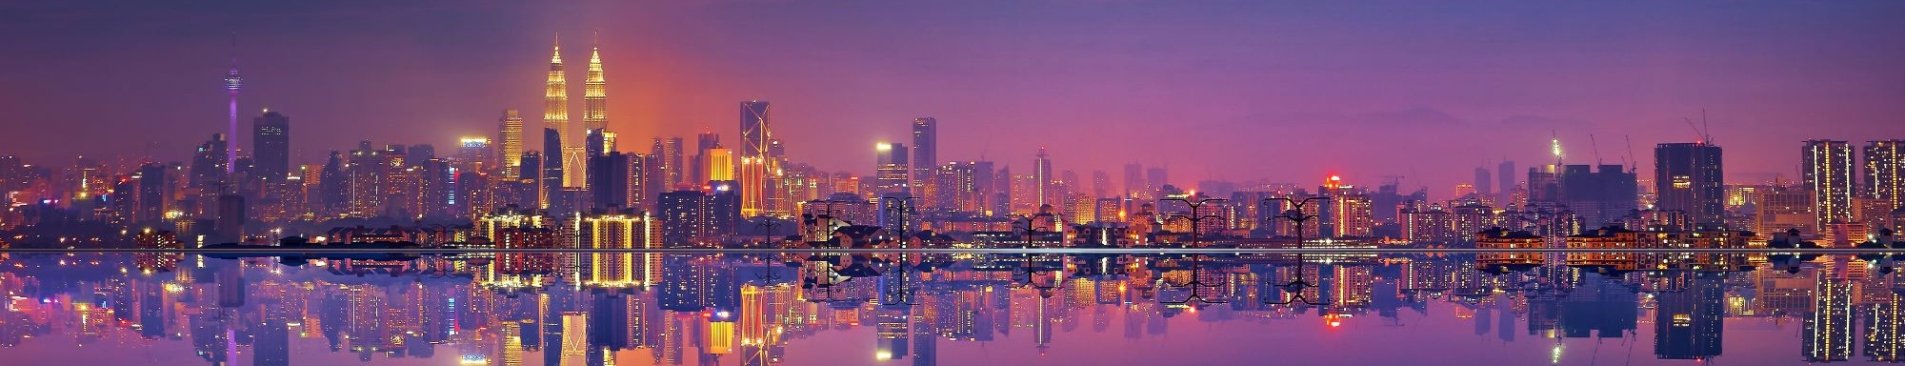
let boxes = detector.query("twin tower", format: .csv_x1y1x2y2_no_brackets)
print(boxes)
543,33,608,189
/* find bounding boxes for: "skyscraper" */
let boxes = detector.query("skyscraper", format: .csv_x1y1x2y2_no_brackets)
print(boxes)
1497,160,1516,206
583,38,608,133
1867,140,1905,213
251,110,289,182
499,109,525,180
739,101,771,217
740,101,771,158
876,142,910,194
1803,140,1854,228
1473,166,1492,200
1655,143,1725,228
911,117,937,198
692,132,720,184
1123,163,1143,198
589,152,633,210
1034,147,1052,206
545,34,583,188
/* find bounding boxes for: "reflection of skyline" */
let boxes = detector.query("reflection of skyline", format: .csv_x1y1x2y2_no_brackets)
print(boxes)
4,252,1905,364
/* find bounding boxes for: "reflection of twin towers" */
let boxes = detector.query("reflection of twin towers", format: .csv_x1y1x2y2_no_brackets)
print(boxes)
544,32,610,189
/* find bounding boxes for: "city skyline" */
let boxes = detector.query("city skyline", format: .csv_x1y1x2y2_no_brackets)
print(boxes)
3,1,1904,193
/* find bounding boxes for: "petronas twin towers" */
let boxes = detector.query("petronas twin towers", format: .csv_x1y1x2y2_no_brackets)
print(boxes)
546,32,608,189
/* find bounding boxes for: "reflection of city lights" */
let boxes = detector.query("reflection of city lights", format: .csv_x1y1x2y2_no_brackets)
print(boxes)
875,350,894,361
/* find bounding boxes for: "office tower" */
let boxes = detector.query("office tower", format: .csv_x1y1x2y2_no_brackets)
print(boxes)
659,190,709,246
136,163,169,222
912,117,937,197
876,143,910,194
706,147,734,182
1803,140,1854,228
1473,166,1492,199
583,39,607,133
708,181,742,238
499,109,525,180
1091,170,1111,199
542,128,564,208
692,132,720,184
1497,160,1517,206
589,152,633,210
251,110,289,182
546,35,583,188
1034,148,1053,206
1868,140,1905,213
224,47,242,174
190,134,229,189
1318,176,1374,238
577,209,654,287
666,137,685,187
1123,163,1143,198
1655,143,1726,228
738,101,772,217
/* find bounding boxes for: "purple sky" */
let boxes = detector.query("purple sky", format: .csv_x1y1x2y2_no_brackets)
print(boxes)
3,1,1903,197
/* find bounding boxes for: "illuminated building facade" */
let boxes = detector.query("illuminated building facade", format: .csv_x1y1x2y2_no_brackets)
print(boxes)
577,209,656,287
1868,140,1905,214
739,101,772,217
1804,140,1855,229
498,109,524,180
875,143,909,194
911,117,936,200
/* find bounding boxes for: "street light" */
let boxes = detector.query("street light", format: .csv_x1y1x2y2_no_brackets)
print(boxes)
1160,196,1228,248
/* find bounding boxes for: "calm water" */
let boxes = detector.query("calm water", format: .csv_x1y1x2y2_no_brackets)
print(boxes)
0,250,1896,365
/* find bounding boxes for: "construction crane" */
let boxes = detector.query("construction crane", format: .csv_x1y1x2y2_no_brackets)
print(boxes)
1589,133,1604,166
1624,135,1637,173
1683,108,1714,144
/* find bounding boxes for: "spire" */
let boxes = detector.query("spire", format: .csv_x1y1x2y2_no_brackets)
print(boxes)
551,32,563,63
589,30,602,64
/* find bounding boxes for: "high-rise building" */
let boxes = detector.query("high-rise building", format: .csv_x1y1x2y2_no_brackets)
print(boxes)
583,39,607,133
666,137,685,188
659,190,709,246
692,132,720,184
876,143,910,194
739,101,772,217
1867,140,1905,213
542,128,564,209
1034,148,1053,206
1497,160,1516,206
1122,163,1144,199
1473,166,1492,200
588,152,633,210
708,180,741,238
1803,140,1855,228
251,110,289,182
190,134,230,189
545,35,583,188
911,117,937,198
1655,143,1725,228
1560,164,1638,227
1653,272,1724,360
577,209,655,287
499,109,525,180
705,147,733,182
